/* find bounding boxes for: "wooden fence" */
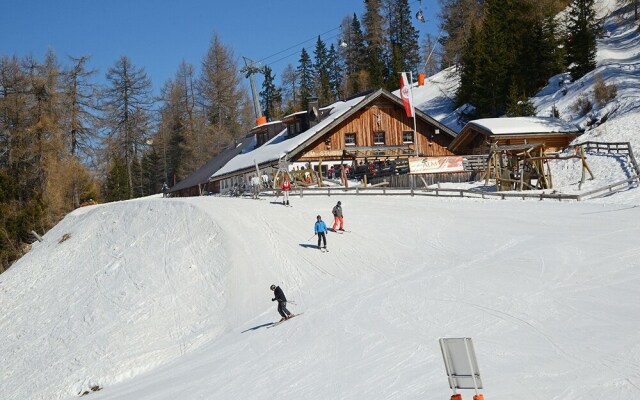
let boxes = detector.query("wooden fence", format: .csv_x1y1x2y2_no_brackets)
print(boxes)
258,170,640,202
248,141,640,202
263,186,582,201
579,140,640,176
370,171,476,187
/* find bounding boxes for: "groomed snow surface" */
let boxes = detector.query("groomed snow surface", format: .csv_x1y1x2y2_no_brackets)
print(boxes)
2,190,640,400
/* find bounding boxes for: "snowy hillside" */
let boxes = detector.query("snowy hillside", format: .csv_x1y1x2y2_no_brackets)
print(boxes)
410,0,640,155
534,2,640,152
2,190,640,400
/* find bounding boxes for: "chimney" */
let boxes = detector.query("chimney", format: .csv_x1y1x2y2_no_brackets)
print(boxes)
307,97,320,127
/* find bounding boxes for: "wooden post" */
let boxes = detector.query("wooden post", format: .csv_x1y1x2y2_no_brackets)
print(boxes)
580,145,595,180
341,165,348,188
317,159,324,188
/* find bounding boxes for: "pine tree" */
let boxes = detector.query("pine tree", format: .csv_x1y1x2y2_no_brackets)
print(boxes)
297,48,314,110
63,55,99,207
479,0,518,116
63,56,98,159
565,0,598,80
157,78,188,187
102,56,153,199
456,0,564,118
341,13,368,96
386,0,420,90
313,36,331,105
456,24,482,119
363,0,387,89
438,0,484,68
199,33,245,148
260,65,282,121
327,44,343,101
280,63,298,114
140,147,163,196
506,84,537,117
105,155,130,202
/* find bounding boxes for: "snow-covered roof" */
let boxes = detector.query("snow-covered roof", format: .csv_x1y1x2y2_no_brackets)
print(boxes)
250,120,282,130
213,95,367,178
281,110,307,119
169,134,256,193
467,117,581,135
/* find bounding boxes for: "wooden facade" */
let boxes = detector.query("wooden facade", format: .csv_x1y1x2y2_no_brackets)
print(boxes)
449,118,582,155
209,89,458,193
296,96,454,163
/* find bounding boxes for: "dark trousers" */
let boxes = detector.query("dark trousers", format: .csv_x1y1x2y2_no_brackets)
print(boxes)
317,232,327,248
278,301,291,318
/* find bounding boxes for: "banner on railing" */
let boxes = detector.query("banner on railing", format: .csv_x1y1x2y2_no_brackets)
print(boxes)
409,156,465,174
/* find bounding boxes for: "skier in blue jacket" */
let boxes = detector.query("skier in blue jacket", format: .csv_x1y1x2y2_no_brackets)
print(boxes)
314,215,328,249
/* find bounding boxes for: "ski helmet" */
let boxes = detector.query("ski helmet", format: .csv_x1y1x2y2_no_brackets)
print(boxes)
270,284,276,290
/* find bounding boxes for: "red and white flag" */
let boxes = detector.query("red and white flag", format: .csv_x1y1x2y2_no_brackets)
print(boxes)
400,72,415,118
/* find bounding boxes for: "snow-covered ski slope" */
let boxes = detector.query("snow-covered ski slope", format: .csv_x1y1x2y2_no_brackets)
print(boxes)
3,1,640,399
2,192,640,400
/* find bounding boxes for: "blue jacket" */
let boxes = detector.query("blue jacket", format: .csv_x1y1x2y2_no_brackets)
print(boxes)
314,220,327,234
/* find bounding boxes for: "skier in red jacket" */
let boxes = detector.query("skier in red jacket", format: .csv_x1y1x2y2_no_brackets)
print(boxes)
281,175,291,206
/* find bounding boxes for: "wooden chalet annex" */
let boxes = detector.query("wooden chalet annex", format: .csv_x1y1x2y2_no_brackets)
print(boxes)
449,117,582,155
210,88,457,193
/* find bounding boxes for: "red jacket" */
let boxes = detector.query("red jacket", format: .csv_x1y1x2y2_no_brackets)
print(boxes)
282,180,291,191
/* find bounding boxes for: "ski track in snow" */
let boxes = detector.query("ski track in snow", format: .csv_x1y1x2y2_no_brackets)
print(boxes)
1,193,640,400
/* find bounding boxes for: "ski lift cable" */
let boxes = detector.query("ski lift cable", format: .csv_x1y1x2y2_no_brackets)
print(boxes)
263,32,342,68
254,26,342,66
249,1,428,70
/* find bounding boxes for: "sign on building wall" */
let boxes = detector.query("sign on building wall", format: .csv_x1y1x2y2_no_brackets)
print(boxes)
409,156,465,174
299,149,344,159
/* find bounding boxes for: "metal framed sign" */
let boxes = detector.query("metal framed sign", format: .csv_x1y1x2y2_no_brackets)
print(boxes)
439,337,483,391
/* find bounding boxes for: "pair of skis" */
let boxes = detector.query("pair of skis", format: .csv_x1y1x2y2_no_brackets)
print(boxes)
267,312,303,328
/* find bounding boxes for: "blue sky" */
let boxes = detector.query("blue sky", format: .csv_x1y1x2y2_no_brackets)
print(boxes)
1,0,441,94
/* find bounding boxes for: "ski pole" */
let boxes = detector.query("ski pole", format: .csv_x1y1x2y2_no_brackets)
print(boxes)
308,234,315,241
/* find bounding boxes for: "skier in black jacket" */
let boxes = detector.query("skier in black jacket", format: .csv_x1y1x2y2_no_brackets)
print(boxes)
270,284,293,322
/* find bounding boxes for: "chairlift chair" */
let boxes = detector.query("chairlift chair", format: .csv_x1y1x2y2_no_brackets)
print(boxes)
416,0,426,23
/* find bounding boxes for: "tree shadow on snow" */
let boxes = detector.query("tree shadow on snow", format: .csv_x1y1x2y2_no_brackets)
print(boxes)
240,322,274,333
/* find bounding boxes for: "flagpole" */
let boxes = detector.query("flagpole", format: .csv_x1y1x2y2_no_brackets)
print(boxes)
409,71,418,157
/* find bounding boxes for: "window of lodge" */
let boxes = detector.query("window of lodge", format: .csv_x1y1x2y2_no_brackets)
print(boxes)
345,132,356,146
374,131,385,145
402,131,414,143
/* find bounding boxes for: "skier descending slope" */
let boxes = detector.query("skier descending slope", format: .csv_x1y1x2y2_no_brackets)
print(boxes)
331,201,345,231
270,284,294,322
314,215,328,251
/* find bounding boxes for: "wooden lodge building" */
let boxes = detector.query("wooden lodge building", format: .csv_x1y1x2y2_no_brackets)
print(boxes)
449,117,581,155
208,88,457,194
169,88,584,196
